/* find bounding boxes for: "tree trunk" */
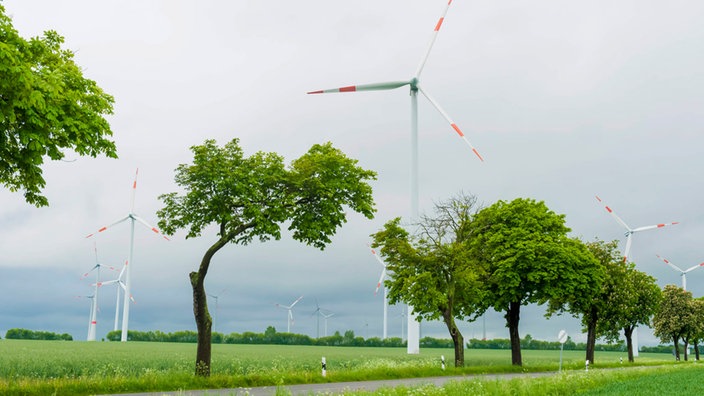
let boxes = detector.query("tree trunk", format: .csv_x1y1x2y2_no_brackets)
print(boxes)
585,308,598,364
695,342,700,361
673,336,680,361
624,326,635,363
191,235,229,377
506,301,522,366
683,338,689,361
191,270,212,376
442,310,464,367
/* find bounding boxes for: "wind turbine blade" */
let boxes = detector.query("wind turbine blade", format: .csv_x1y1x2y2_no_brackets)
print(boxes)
417,85,484,161
623,233,633,262
307,81,410,94
375,268,387,296
81,264,99,279
414,0,454,78
290,295,304,308
85,216,130,238
369,245,387,267
684,263,704,273
656,254,684,273
130,168,139,213
594,196,632,231
632,222,679,232
134,216,171,241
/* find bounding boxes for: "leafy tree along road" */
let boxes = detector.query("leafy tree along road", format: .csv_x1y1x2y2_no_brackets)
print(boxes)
157,138,376,376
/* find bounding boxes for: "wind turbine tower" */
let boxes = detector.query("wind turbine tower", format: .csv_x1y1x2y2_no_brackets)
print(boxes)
309,0,483,354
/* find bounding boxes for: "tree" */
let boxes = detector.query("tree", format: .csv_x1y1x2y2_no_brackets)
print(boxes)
467,198,602,366
546,239,614,365
157,138,376,376
653,284,694,361
0,6,116,206
371,192,485,367
689,298,704,361
602,265,661,362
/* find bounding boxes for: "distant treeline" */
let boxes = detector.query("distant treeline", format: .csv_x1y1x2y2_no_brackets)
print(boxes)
467,334,624,351
100,328,672,354
5,328,73,341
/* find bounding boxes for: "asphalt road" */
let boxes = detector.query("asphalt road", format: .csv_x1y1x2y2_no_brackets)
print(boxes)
99,371,560,396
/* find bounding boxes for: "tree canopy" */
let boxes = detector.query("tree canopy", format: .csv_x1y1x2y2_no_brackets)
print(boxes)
157,138,376,376
467,198,603,366
371,192,485,367
653,284,694,361
0,6,116,206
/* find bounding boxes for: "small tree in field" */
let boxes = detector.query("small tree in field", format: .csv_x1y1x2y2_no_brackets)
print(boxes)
653,284,694,361
371,192,485,367
157,138,376,376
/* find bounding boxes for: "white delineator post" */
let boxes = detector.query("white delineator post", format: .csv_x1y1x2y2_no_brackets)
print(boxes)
321,357,326,377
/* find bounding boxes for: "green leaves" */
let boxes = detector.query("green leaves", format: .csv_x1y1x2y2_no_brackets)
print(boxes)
0,6,116,206
157,138,377,252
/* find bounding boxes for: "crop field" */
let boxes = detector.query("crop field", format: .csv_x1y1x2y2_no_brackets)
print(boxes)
0,339,699,395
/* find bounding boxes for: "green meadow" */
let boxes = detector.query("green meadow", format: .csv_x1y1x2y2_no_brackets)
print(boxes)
0,339,699,395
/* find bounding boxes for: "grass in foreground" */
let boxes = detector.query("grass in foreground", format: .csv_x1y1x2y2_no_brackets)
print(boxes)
0,339,686,395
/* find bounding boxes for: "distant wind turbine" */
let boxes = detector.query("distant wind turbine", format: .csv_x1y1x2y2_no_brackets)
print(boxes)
309,0,483,354
311,298,334,339
80,242,118,341
595,195,679,263
276,295,303,333
656,254,704,291
207,289,228,332
369,245,388,340
86,168,169,342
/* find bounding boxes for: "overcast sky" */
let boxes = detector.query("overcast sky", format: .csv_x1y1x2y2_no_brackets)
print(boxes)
1,0,703,348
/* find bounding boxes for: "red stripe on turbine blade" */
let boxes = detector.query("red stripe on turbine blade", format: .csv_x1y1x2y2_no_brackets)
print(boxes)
98,227,107,232
473,148,484,162
91,321,97,324
307,90,323,94
450,123,464,137
605,206,613,213
435,17,444,31
657,224,666,227
162,235,170,241
151,227,159,233
673,222,680,225
339,86,357,92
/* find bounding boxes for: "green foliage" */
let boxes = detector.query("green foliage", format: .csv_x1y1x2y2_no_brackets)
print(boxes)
467,198,602,365
157,139,376,249
4,328,72,341
652,285,694,360
0,6,117,206
371,192,484,366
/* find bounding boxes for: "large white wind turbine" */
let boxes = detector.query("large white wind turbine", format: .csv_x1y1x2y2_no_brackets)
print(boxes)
80,243,118,341
369,246,388,340
275,295,303,333
86,168,169,342
308,0,481,355
321,311,335,338
595,196,679,263
656,254,704,291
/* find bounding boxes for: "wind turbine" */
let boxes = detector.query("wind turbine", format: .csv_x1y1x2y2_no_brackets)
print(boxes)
369,246,388,340
75,294,96,341
321,311,335,338
207,289,228,333
80,242,118,341
275,295,303,333
308,1,482,354
656,254,704,291
595,196,679,263
86,168,169,342
311,298,334,339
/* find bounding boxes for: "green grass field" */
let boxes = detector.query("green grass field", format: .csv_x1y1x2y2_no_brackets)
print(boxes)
0,339,699,395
